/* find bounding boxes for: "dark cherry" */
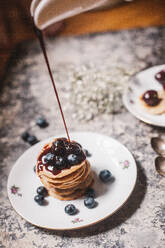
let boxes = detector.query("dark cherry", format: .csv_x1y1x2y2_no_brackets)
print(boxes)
142,90,161,106
155,70,165,90
55,156,66,169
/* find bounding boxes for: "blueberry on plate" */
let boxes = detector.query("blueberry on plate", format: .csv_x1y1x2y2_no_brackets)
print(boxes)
84,149,92,157
85,188,95,198
36,117,48,128
34,194,45,205
27,135,38,145
36,186,48,197
65,204,77,215
99,170,112,182
84,197,96,209
21,131,30,142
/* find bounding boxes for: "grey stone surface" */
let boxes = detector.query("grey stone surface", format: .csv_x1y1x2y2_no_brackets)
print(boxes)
0,27,165,248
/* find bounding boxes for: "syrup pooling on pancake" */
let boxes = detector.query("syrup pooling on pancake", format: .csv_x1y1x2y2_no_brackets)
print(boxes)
37,138,86,175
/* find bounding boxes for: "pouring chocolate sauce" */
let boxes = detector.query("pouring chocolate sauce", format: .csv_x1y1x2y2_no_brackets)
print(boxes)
33,24,70,141
31,0,110,141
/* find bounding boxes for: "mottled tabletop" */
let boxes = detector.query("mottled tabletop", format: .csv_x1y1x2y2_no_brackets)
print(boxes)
0,27,165,248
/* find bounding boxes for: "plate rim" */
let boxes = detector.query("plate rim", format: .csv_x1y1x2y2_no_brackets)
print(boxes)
7,131,137,230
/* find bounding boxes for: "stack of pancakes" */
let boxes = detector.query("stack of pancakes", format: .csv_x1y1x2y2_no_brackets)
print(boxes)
37,142,93,200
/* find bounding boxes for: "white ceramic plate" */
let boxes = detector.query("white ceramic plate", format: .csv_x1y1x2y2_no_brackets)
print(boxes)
123,64,165,127
7,132,137,230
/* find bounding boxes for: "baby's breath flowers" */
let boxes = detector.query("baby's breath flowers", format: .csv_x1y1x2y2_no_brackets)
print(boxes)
67,63,139,121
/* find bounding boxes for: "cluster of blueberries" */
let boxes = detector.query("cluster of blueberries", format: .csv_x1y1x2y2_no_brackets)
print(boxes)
21,117,48,145
40,138,86,172
34,186,48,205
34,169,112,215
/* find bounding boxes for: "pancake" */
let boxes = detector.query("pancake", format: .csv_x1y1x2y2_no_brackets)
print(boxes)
36,138,94,200
42,172,93,197
40,161,91,190
39,165,85,184
48,177,94,201
139,90,165,115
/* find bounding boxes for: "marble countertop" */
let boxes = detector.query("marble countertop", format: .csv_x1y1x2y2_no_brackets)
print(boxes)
0,27,165,248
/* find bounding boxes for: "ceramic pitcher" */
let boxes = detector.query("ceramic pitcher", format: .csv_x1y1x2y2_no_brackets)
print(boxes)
31,0,131,30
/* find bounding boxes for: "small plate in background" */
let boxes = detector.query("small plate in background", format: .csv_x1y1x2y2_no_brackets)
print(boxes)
123,65,165,127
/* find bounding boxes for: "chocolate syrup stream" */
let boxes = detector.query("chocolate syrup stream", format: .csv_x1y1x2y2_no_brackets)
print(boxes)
33,24,70,142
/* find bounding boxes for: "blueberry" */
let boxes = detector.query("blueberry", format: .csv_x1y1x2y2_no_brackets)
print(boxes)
36,117,48,128
99,170,112,182
84,149,92,157
34,194,45,205
43,153,54,164
67,154,79,165
38,164,43,171
42,155,48,164
55,156,66,169
65,204,77,215
36,186,48,197
85,188,95,198
27,135,38,145
21,131,30,142
84,197,96,209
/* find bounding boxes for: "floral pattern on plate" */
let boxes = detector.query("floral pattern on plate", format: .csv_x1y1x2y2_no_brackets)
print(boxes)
10,185,22,197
